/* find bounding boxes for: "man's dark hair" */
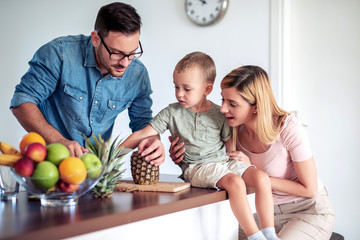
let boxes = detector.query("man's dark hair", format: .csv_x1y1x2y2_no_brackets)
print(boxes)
94,2,142,37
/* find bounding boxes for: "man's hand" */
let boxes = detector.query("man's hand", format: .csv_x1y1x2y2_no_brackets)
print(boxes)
168,136,185,164
57,139,88,157
137,136,165,166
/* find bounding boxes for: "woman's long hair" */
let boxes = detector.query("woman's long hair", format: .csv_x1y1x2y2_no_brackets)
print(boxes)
221,65,289,144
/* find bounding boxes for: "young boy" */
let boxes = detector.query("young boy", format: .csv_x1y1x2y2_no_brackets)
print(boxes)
121,52,279,240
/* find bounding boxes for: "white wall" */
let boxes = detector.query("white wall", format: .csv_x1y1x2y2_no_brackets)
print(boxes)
0,1,268,239
1,0,358,238
114,0,270,178
285,0,360,238
0,0,270,177
1,0,358,239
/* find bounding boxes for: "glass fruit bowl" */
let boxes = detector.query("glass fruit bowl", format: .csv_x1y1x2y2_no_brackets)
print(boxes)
10,166,104,207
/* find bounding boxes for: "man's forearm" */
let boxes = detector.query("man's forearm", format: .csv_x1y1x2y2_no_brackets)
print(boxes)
11,102,66,144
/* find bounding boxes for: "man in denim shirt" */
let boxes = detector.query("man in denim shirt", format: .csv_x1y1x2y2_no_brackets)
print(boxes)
10,2,164,165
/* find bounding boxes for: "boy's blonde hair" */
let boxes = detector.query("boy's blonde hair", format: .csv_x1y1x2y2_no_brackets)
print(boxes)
175,51,216,84
221,65,289,145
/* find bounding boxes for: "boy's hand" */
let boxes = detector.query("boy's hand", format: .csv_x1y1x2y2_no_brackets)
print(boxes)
227,151,251,165
138,136,165,166
168,136,185,164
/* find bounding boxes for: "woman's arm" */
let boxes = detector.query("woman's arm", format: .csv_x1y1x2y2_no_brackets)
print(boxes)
270,157,318,198
224,137,234,152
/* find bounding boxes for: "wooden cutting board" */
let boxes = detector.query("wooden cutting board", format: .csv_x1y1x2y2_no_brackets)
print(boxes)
116,180,191,193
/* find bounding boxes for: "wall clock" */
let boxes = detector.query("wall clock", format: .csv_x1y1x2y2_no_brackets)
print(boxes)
185,0,229,26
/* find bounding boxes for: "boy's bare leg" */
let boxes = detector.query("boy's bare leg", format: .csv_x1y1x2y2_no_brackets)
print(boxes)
241,167,281,240
216,173,260,237
242,167,274,228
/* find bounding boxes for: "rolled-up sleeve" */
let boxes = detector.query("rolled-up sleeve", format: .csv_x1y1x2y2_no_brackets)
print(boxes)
10,39,62,108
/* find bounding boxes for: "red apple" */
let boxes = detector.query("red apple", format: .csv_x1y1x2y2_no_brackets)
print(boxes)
14,157,35,177
25,142,47,162
57,179,80,193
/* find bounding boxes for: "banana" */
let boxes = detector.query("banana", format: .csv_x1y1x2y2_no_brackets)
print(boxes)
0,142,22,156
0,154,22,166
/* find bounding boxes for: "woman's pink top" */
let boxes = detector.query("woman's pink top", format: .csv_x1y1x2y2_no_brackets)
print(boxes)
237,114,322,204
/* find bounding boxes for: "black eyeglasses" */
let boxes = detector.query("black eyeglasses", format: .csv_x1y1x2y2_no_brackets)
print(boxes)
97,32,143,61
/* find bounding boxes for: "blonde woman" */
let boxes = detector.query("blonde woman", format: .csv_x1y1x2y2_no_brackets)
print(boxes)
173,65,336,239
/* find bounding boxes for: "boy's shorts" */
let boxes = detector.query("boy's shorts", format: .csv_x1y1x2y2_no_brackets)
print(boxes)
181,160,253,189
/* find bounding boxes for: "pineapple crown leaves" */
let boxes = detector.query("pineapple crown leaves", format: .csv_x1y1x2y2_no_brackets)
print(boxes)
82,133,128,197
83,133,126,169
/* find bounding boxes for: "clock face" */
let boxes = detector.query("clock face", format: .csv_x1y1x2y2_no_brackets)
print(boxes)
185,0,229,26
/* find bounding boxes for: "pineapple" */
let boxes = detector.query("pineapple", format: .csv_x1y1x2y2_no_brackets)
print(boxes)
130,151,159,185
84,134,126,198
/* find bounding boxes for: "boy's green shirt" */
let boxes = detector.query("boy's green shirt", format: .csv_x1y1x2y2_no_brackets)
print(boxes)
150,101,231,164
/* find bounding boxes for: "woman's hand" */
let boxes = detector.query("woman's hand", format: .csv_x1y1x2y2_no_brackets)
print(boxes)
138,135,165,166
168,136,185,164
227,151,251,165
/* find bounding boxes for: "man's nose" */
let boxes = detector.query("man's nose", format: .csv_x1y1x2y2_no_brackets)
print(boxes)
118,56,130,66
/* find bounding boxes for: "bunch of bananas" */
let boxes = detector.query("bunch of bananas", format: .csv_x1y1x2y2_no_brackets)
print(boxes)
0,142,22,166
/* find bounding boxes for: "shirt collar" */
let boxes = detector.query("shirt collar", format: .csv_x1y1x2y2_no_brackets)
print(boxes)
84,37,97,68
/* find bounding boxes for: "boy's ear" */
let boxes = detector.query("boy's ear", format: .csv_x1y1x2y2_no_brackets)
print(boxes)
205,83,213,96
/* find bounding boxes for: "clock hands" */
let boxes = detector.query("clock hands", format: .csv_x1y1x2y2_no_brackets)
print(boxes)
186,0,228,26
199,0,207,5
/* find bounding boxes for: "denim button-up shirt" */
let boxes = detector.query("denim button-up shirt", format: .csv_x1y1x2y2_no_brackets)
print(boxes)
10,35,153,146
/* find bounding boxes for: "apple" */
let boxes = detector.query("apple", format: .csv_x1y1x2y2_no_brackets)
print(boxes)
32,161,59,189
25,142,47,162
57,179,80,193
46,143,70,166
80,153,103,178
14,157,35,177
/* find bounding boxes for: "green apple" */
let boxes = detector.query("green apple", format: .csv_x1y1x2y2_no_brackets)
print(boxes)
32,161,59,189
80,153,103,178
46,143,70,166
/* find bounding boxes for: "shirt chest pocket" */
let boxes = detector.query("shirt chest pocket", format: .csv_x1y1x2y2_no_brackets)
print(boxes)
195,121,221,143
99,99,132,124
62,85,87,122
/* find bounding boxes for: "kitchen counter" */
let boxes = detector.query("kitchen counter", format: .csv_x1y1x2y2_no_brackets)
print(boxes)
0,175,227,240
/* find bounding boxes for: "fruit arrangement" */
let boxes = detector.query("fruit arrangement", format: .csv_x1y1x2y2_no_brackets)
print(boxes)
0,132,103,193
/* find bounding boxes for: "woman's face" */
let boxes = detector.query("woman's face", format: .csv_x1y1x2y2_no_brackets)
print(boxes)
220,87,256,127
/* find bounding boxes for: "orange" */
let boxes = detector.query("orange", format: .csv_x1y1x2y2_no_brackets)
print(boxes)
59,157,87,184
19,132,46,155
